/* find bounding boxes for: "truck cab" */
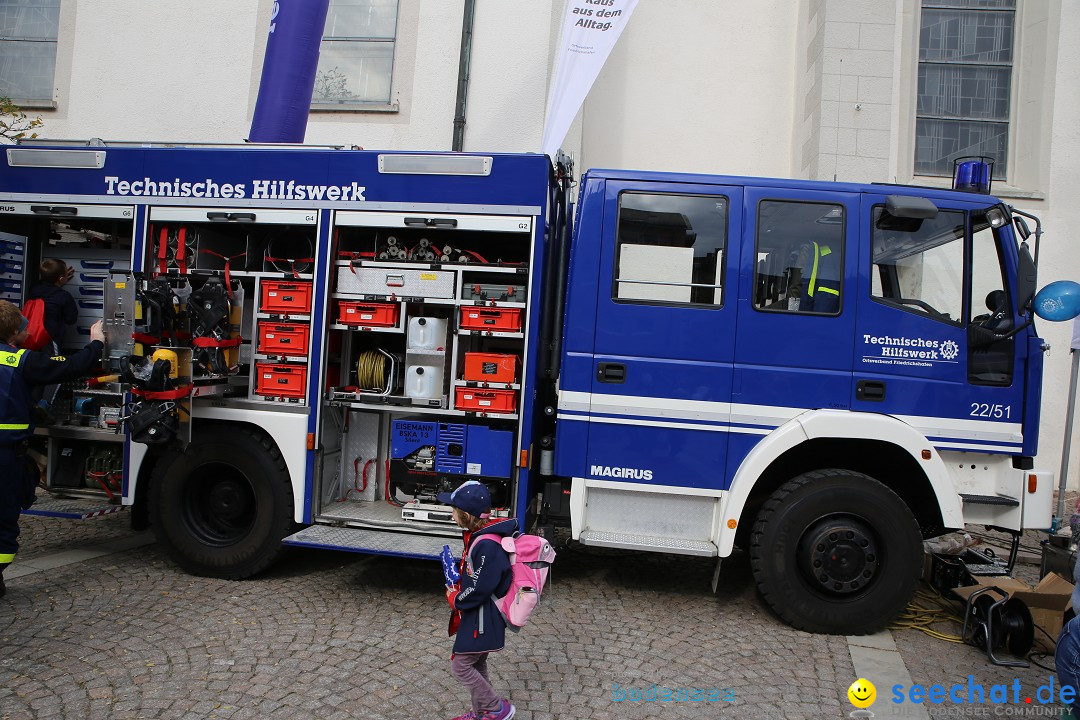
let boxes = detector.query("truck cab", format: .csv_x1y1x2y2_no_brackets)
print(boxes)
553,168,1048,633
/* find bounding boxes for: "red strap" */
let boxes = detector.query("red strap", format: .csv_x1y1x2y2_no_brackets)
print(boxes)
198,249,245,295
265,255,315,279
130,384,191,401
191,336,240,348
131,332,160,345
157,226,168,275
177,227,188,274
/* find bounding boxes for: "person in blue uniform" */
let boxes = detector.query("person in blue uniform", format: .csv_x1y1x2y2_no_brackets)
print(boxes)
0,299,104,597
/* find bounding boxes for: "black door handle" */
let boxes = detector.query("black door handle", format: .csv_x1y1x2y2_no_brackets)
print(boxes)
856,380,886,401
597,363,625,383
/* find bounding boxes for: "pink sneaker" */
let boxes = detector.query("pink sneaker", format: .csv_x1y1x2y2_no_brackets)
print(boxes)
449,712,477,720
478,699,515,720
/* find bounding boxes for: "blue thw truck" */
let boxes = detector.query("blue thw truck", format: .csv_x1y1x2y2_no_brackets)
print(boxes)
0,142,1060,634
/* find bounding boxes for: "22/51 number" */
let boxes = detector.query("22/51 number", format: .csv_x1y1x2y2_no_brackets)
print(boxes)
970,403,1011,419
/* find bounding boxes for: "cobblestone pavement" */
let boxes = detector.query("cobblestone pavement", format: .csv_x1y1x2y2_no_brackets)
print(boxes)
0,512,1073,720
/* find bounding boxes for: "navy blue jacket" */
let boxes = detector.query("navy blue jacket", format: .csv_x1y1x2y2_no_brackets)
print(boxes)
27,282,77,348
447,517,517,654
0,340,104,446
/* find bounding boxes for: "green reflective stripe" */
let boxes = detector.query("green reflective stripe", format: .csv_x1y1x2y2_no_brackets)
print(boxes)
808,242,821,296
0,348,26,368
0,553,14,563
819,287,840,296
0,423,30,430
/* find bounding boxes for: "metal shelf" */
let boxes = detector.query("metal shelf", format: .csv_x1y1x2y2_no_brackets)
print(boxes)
452,380,521,391
330,323,404,334
35,425,125,443
335,259,528,274
455,329,524,339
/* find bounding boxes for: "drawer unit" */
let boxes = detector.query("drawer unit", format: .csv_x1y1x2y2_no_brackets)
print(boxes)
338,301,400,327
260,280,312,314
0,258,24,281
463,353,519,384
257,321,310,357
461,283,526,302
459,307,523,332
255,362,307,399
337,266,455,299
454,388,517,414
66,271,110,288
0,277,22,300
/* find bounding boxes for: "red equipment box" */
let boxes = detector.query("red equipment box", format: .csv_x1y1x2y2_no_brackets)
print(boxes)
454,387,517,413
459,307,523,332
257,322,310,357
463,353,519,384
260,280,312,314
255,362,307,399
339,301,400,327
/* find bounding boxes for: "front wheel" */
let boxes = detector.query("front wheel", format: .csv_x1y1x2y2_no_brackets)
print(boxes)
149,424,295,579
749,469,922,634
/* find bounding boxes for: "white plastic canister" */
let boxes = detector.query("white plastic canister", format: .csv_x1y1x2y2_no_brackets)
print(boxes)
407,317,447,350
405,364,443,399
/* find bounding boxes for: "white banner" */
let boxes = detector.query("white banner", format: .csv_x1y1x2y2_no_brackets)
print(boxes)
541,0,639,158
1072,317,1080,351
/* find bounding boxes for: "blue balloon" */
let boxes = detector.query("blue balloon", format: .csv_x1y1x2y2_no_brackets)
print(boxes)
1033,280,1080,321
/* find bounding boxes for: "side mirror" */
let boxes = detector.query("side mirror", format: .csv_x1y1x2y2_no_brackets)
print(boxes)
1016,243,1037,313
1013,216,1031,241
1033,280,1080,322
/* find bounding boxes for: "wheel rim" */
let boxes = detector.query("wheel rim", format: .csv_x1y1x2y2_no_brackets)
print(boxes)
180,461,257,547
798,515,879,595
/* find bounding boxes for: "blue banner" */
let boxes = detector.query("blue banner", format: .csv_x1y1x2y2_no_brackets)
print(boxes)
249,0,330,143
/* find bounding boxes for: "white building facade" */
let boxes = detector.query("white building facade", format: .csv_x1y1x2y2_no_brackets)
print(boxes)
4,0,1078,485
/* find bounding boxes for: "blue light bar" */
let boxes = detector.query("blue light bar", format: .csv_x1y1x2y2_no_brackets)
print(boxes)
952,156,994,194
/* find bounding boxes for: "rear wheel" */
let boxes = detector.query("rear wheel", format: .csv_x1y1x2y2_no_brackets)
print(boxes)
749,469,922,634
149,424,294,579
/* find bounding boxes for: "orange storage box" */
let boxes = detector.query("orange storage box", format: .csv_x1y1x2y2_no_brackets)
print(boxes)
255,362,307,399
339,301,400,327
459,307,523,333
463,353,519,384
260,280,312,314
257,322,310,357
455,387,517,413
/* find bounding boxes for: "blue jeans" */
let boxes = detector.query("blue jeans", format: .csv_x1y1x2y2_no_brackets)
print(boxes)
1057,615,1080,714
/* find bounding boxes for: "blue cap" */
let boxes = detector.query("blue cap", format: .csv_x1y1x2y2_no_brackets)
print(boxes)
437,480,491,518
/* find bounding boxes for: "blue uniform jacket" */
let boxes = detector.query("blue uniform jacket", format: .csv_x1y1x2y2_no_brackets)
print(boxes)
447,517,517,654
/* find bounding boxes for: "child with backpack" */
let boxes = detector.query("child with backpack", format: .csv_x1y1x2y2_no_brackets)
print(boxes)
439,481,518,720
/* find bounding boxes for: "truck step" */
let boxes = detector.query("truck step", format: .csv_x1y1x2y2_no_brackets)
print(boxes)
578,529,717,556
22,496,127,520
959,493,1020,507
282,524,452,561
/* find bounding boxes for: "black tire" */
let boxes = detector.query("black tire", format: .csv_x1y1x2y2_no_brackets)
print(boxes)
749,469,922,635
149,424,294,579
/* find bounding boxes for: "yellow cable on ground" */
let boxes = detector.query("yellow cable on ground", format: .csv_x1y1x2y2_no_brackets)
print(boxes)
887,588,965,643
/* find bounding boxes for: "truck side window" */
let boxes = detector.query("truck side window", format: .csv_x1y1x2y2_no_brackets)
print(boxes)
753,200,843,314
613,192,727,306
870,206,964,325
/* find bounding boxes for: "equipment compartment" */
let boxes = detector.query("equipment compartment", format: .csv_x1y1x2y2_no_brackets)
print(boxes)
255,362,307,399
257,321,310,357
261,280,313,314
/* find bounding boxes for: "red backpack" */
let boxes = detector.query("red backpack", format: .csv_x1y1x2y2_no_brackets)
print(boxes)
20,298,51,351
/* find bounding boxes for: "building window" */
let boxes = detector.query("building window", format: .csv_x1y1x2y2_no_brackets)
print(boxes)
0,0,59,105
915,0,1015,180
313,0,398,107
753,200,844,315
613,193,727,307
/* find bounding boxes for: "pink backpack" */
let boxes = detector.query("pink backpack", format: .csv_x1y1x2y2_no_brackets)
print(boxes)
474,533,557,631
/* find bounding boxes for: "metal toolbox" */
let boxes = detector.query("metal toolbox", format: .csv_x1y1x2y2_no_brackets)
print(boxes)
337,266,455,299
